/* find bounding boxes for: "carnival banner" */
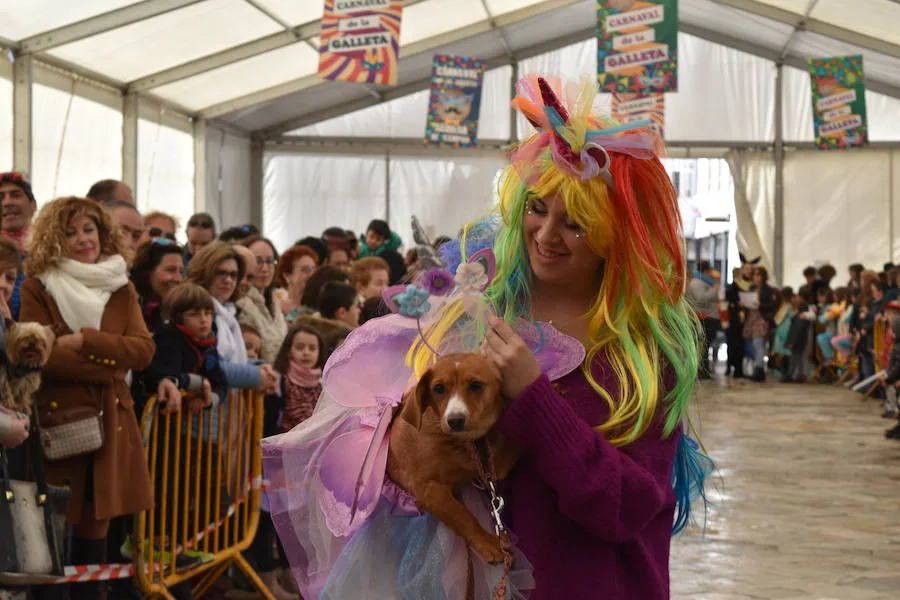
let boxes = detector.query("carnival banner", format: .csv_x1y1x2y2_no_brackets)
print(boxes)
808,55,868,150
611,93,665,137
424,55,486,147
597,0,678,94
318,0,403,85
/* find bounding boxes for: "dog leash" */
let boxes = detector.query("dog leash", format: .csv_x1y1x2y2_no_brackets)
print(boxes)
467,438,513,600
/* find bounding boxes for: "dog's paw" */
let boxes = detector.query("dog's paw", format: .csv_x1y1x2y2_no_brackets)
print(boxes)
470,531,508,565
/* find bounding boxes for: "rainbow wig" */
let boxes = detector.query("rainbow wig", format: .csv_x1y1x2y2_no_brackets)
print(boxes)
409,75,710,532
486,75,700,447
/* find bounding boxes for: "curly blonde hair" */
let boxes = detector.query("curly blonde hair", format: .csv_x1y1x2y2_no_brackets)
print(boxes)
26,196,129,276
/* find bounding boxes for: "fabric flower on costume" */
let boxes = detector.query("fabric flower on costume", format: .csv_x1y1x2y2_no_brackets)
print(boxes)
455,261,488,293
394,285,432,318
421,268,455,297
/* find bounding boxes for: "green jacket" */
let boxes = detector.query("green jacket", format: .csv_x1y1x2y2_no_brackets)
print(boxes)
358,230,402,258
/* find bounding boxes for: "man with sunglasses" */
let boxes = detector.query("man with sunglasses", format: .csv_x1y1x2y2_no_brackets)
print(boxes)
184,212,217,268
140,210,178,246
0,172,37,318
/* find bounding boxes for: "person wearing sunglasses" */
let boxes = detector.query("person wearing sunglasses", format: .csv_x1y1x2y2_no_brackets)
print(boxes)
184,212,217,268
139,211,178,246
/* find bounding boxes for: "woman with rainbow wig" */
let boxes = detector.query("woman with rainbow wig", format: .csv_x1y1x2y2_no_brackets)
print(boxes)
261,75,710,600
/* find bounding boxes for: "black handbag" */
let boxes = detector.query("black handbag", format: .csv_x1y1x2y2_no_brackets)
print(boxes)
0,409,70,579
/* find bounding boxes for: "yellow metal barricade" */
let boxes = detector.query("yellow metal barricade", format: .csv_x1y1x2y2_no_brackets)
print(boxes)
135,389,274,600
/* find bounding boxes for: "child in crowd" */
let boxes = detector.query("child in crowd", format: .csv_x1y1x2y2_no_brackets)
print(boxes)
358,219,402,258
831,288,858,360
351,256,390,301
241,324,263,361
317,281,361,328
145,282,226,410
816,287,844,366
273,324,326,433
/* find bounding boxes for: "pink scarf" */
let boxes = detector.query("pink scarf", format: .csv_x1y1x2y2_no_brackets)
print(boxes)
287,361,322,388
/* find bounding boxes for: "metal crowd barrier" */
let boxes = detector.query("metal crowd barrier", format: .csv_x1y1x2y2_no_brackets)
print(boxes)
134,389,274,600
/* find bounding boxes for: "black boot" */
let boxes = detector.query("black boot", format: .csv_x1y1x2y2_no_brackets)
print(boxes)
751,367,766,382
69,537,108,600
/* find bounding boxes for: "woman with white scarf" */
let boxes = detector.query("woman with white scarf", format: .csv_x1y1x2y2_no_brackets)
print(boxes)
19,197,155,600
186,241,278,392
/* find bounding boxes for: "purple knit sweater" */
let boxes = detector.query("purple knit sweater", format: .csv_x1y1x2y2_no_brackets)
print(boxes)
495,356,679,600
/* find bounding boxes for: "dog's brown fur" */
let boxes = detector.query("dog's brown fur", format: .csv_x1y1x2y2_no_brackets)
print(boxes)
386,353,519,565
0,322,55,415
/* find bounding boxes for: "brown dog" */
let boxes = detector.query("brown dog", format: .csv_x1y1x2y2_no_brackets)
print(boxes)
0,322,55,416
386,353,519,564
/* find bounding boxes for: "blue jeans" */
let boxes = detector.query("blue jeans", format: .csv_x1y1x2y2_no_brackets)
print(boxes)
752,337,766,369
817,332,834,362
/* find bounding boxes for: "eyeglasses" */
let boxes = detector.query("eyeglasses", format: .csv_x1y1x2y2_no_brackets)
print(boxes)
151,237,180,248
148,227,176,241
256,257,277,267
298,265,315,275
214,269,239,281
189,219,213,229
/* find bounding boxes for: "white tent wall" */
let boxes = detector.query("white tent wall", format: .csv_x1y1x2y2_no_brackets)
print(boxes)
262,152,505,253
263,154,388,253
388,155,507,243
205,126,252,233
727,150,776,277
0,59,11,171
31,69,123,204
136,106,194,238
781,150,898,289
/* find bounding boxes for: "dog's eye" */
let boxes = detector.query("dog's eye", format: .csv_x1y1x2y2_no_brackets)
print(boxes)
469,381,484,392
433,383,446,395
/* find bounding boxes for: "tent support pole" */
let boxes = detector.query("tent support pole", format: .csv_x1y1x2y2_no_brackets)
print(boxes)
385,151,391,224
773,62,785,285
13,54,33,178
509,61,519,144
193,117,207,213
122,93,139,196
250,139,264,229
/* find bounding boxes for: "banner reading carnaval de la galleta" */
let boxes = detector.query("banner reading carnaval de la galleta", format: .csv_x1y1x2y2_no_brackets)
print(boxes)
318,0,403,85
597,0,678,94
424,55,486,147
612,93,665,137
808,55,868,150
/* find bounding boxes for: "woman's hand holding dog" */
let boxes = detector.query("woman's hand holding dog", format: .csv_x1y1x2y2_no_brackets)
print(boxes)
57,332,84,352
483,317,541,399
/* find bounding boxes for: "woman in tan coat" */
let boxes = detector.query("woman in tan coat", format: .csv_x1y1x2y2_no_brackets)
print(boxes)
20,196,154,598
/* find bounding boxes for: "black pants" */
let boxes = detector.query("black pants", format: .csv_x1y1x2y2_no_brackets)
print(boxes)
700,318,720,377
726,324,745,377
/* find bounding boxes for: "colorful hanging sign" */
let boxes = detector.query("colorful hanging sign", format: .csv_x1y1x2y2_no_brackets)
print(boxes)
611,93,665,137
424,55,486,147
318,0,403,85
808,55,868,150
597,0,678,94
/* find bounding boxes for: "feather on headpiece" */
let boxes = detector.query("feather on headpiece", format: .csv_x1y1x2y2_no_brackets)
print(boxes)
510,75,662,188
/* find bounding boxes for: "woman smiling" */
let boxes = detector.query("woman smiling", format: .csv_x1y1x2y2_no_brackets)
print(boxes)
20,196,154,599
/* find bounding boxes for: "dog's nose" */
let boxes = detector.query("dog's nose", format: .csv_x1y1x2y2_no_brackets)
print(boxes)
446,414,466,432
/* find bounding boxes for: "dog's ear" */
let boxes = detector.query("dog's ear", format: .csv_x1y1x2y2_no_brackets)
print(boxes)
402,371,431,430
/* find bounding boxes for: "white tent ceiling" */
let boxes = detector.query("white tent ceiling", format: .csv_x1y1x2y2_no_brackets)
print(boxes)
2,0,900,138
